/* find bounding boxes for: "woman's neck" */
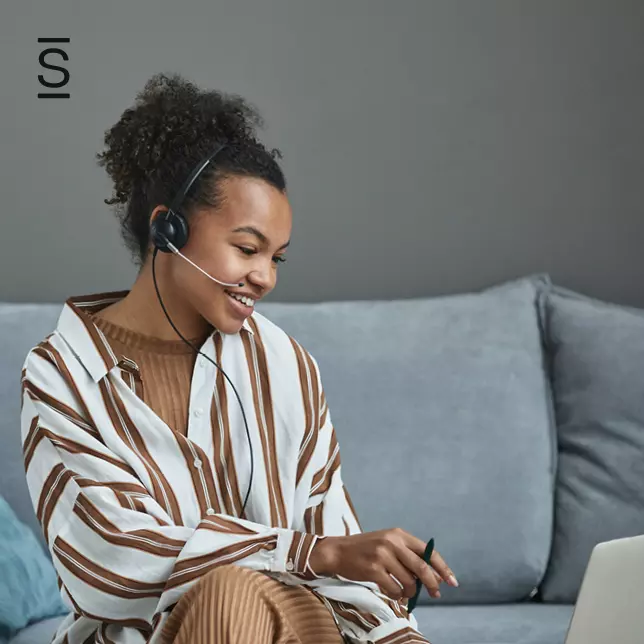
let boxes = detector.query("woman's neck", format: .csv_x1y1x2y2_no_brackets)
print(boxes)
95,259,212,342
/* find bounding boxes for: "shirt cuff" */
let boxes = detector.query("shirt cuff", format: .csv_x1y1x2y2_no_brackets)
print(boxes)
270,530,321,576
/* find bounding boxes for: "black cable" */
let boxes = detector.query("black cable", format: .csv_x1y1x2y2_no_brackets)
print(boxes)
151,246,254,517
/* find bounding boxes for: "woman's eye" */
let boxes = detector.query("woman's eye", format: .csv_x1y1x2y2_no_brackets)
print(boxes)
237,246,285,264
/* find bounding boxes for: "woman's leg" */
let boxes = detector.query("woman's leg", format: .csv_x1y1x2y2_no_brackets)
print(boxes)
161,564,344,644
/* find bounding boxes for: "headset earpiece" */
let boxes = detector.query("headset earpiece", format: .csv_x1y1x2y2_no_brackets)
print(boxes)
151,210,189,253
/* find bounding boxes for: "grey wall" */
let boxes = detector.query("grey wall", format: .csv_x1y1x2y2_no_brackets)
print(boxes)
3,0,644,307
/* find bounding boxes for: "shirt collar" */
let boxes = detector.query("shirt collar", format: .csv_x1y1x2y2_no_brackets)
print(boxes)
55,290,254,383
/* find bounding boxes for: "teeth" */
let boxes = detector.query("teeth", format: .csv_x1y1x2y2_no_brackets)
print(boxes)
227,292,255,307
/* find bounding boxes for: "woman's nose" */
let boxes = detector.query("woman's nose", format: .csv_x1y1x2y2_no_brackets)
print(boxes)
247,265,275,292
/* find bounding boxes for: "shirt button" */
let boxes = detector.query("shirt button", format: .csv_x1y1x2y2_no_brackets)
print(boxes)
193,408,203,418
193,458,202,469
206,508,216,516
198,358,208,368
286,560,294,571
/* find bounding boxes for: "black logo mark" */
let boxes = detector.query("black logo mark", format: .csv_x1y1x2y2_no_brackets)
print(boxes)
38,38,70,99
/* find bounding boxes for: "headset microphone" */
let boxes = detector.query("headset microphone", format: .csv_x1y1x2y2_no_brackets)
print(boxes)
161,236,244,289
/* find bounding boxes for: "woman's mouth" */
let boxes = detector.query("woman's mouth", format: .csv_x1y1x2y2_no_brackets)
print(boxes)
225,290,256,317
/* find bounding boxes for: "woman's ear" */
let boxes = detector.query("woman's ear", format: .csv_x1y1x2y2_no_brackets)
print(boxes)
149,205,168,227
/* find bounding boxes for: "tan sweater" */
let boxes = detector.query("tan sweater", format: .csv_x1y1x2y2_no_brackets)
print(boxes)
91,315,210,435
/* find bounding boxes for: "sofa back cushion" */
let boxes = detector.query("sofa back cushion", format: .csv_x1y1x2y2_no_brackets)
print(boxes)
539,289,644,602
0,303,63,547
259,277,555,604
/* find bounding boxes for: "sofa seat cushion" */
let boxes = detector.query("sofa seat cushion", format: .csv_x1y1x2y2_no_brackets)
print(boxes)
10,605,574,644
413,603,574,644
9,616,67,644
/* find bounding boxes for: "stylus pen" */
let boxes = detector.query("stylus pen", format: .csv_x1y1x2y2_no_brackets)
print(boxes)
407,538,435,614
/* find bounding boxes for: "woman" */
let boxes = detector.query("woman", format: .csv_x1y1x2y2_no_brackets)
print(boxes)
20,73,457,644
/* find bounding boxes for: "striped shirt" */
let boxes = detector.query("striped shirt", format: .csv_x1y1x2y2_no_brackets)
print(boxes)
20,291,428,644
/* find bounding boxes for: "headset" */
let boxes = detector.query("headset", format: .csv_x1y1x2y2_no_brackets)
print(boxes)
149,144,254,518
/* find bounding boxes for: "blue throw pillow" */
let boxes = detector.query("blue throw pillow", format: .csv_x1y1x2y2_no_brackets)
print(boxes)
0,496,68,638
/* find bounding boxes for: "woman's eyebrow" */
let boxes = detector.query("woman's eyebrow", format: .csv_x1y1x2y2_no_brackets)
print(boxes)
232,226,290,250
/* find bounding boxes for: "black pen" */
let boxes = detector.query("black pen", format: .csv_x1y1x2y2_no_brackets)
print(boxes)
407,538,434,614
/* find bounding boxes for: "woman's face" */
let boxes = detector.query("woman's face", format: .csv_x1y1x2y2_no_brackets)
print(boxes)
156,175,292,335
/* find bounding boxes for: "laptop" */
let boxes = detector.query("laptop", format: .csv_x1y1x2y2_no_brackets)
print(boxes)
564,534,644,644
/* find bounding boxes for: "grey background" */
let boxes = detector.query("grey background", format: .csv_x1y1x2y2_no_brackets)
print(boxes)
2,0,643,307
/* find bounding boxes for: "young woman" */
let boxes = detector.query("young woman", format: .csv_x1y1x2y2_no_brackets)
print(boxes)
20,73,457,644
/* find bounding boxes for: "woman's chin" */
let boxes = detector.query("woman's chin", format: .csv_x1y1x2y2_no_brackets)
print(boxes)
216,319,246,335
204,308,248,336
196,292,251,336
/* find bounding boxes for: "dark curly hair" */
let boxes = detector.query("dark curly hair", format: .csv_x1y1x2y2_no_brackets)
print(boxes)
96,72,286,267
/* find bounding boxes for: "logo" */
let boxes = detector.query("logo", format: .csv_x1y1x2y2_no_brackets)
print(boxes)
38,38,70,99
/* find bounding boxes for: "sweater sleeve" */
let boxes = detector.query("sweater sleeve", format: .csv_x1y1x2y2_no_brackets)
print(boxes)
290,352,430,644
20,347,321,635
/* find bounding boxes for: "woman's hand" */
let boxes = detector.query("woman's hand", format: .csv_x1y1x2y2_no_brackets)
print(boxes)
309,528,458,601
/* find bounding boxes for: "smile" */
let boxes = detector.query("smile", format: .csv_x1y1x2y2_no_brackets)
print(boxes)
225,290,256,309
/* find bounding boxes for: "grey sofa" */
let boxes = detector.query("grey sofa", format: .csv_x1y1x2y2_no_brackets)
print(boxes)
2,274,643,644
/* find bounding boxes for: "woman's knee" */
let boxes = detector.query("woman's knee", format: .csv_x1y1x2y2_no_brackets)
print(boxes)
162,566,276,643
199,564,266,598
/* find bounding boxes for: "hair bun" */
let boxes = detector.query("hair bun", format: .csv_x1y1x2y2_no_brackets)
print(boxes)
96,72,264,203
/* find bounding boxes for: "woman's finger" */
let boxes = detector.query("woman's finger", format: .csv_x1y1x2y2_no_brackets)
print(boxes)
383,554,417,598
396,544,441,598
430,550,459,587
375,567,408,600
397,531,459,589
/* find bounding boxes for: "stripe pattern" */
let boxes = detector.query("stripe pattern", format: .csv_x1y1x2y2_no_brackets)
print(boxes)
19,291,428,644
161,565,345,644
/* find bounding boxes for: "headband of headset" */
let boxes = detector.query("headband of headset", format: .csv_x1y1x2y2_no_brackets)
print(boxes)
151,143,227,252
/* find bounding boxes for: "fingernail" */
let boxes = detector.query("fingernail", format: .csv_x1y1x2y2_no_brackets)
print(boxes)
433,590,441,599
449,575,459,587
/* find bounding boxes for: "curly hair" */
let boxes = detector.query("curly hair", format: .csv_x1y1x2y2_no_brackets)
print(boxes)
96,72,286,267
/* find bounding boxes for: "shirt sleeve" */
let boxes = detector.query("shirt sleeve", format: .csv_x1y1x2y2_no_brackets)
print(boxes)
289,349,430,644
20,346,322,635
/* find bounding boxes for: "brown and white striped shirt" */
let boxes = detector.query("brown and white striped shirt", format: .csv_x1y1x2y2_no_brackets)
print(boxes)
20,291,428,644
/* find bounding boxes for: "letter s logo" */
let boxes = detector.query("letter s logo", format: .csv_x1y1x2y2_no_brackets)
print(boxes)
38,38,70,99
38,48,70,88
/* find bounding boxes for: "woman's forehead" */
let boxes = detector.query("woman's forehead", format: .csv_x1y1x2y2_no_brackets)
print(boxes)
202,176,292,240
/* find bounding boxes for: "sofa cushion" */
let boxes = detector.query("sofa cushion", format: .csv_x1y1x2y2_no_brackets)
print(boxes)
0,303,63,546
258,276,555,603
539,289,644,602
0,496,67,639
412,603,574,644
8,616,66,644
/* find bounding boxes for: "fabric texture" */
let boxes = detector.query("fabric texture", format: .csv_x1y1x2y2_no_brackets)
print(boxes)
412,604,574,644
257,276,555,604
0,496,67,639
161,565,346,644
20,291,425,644
539,288,644,602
